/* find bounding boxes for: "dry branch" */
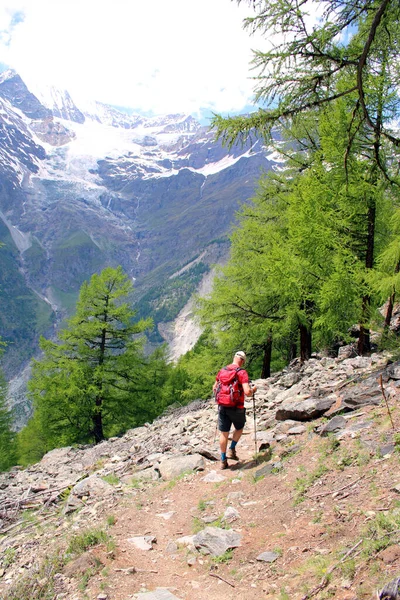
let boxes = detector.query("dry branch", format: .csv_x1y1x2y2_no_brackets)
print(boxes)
209,572,235,587
308,475,367,499
379,375,395,430
301,540,363,600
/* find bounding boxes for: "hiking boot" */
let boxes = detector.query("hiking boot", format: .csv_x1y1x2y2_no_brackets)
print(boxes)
220,458,229,470
227,447,239,461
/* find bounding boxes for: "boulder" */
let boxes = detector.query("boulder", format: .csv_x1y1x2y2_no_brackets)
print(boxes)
275,396,336,421
256,551,279,562
127,535,156,551
341,380,382,409
70,475,114,498
193,526,241,556
136,590,182,600
316,416,347,436
158,454,205,481
386,362,400,380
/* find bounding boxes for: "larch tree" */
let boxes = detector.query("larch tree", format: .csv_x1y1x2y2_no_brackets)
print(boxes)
28,266,152,447
0,344,16,471
211,0,400,355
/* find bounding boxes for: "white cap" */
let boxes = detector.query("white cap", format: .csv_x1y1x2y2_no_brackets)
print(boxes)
235,351,246,361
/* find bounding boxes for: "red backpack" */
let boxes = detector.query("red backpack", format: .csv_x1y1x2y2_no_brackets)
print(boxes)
215,366,244,407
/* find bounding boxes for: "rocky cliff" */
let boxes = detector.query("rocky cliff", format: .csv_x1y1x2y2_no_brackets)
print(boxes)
1,350,400,599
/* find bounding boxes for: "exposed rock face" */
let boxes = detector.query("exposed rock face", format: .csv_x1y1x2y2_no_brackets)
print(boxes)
0,70,51,120
0,70,278,391
31,117,76,146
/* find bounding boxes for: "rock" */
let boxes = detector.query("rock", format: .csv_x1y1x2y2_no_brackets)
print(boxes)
279,444,301,458
338,345,357,359
380,443,395,457
378,545,400,564
226,491,245,501
341,378,382,409
223,507,240,522
201,515,219,524
165,541,178,554
71,475,114,498
287,425,307,435
378,576,400,600
135,590,182,600
175,535,196,551
255,464,274,477
386,362,400,380
130,468,160,482
156,512,175,520
158,454,205,481
193,526,241,556
276,396,336,421
127,536,156,551
277,372,301,388
316,416,347,436
256,551,279,562
201,471,226,483
196,448,219,461
255,431,275,444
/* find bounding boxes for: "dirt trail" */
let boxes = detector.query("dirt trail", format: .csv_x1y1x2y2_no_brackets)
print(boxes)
82,413,400,600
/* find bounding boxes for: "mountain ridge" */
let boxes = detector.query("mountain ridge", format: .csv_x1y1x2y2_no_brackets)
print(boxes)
0,71,278,391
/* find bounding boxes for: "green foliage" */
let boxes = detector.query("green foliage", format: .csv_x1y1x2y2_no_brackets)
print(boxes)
1,550,64,600
66,528,111,556
362,509,400,557
102,473,120,486
294,463,329,505
136,262,209,342
23,267,157,460
211,549,234,564
213,1,400,153
202,0,400,364
0,345,17,471
0,222,54,376
175,330,227,401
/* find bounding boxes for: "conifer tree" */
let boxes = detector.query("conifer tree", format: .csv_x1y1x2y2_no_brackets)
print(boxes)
210,0,400,355
0,344,16,471
28,267,152,447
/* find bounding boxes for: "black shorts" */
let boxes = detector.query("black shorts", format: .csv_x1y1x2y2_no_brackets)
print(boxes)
218,406,246,432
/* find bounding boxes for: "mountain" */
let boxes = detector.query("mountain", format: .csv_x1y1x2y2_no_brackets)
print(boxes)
0,69,281,415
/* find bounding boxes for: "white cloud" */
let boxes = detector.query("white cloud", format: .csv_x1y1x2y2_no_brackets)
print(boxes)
0,0,266,116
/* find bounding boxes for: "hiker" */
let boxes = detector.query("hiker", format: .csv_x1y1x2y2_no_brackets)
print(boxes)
213,351,257,469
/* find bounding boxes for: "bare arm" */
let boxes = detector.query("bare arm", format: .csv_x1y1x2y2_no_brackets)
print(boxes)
243,382,256,396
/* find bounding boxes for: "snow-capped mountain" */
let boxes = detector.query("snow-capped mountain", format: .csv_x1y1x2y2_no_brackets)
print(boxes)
0,69,281,399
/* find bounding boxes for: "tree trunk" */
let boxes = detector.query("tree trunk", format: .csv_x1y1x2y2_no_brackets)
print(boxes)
261,336,272,378
385,291,395,330
92,312,108,443
288,342,297,362
299,324,312,362
358,200,375,355
384,263,399,330
93,408,104,443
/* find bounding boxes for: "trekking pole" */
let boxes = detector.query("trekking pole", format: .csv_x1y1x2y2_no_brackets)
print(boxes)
252,386,258,464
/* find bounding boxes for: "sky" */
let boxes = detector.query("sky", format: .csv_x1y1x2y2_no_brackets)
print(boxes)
0,0,267,119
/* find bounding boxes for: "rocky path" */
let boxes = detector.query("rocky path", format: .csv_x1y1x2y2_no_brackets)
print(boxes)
1,350,400,599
